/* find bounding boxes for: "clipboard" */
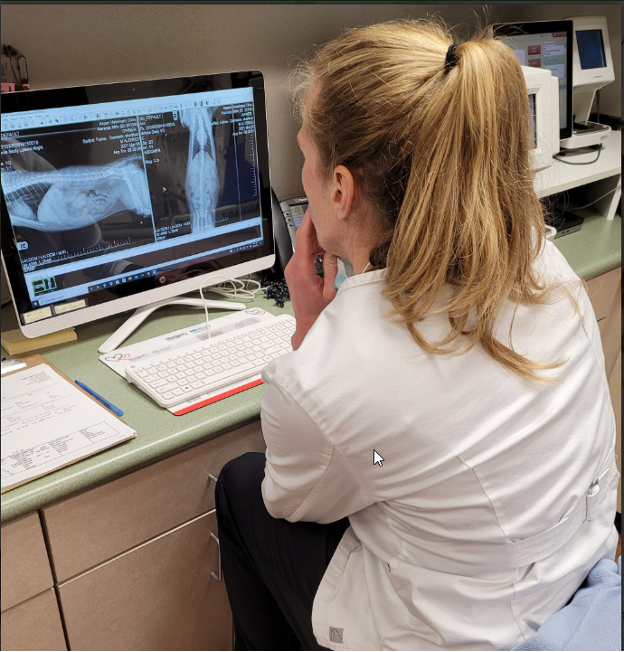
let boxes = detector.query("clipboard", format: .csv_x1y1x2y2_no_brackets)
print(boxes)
1,354,136,493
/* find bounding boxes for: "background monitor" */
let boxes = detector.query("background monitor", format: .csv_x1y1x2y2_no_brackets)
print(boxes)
565,15,615,125
0,71,274,339
493,20,574,140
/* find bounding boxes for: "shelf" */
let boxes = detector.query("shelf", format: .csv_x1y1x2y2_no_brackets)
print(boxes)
534,130,621,199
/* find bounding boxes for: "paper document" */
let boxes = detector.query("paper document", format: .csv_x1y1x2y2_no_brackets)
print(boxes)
1,364,136,492
99,308,275,414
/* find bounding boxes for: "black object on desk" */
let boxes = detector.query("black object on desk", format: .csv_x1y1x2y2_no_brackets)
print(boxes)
550,211,585,238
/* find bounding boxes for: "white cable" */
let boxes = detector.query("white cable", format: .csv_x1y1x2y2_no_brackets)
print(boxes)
568,185,621,211
197,274,262,340
209,276,262,301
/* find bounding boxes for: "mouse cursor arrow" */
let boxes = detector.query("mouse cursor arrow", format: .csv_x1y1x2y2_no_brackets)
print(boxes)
373,450,384,467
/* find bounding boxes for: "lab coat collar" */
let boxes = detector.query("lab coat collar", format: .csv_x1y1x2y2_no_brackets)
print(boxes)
336,268,387,294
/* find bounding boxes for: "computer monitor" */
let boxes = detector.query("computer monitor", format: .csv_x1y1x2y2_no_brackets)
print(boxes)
521,65,560,172
0,71,274,345
566,15,615,125
493,20,574,141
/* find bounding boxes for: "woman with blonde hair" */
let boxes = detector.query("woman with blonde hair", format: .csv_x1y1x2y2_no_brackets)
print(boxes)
215,18,618,651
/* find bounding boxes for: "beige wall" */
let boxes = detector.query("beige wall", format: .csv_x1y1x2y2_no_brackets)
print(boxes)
2,4,619,199
1,3,620,305
0,3,489,200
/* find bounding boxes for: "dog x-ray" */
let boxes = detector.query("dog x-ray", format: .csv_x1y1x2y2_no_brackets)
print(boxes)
1,101,260,275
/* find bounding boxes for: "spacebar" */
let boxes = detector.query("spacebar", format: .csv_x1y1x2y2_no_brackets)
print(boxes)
201,362,259,392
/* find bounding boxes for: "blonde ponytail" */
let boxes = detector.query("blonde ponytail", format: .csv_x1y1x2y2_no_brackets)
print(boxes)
295,18,573,382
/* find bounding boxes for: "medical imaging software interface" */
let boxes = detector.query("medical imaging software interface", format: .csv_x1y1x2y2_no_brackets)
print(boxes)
0,87,264,313
500,31,569,130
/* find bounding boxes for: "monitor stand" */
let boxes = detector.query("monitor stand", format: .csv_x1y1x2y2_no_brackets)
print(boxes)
559,121,610,151
98,296,246,354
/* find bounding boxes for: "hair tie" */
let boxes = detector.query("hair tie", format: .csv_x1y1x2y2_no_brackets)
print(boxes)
444,43,459,73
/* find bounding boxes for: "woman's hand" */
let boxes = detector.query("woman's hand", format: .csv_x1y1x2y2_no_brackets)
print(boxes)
284,211,338,350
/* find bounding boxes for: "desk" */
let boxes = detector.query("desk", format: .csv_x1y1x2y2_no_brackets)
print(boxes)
534,130,621,220
1,292,293,524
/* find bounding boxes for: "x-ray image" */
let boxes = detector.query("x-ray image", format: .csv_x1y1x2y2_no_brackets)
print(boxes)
179,108,219,233
3,156,151,231
142,103,259,242
1,126,158,272
1,99,260,274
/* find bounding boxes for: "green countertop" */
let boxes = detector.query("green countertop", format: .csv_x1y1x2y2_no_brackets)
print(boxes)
1,293,293,524
553,212,621,280
1,214,621,525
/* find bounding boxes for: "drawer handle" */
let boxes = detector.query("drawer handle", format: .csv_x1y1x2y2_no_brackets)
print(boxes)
210,532,222,582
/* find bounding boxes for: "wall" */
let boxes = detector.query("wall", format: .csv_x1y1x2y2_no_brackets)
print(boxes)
1,3,621,305
0,3,496,200
3,3,619,199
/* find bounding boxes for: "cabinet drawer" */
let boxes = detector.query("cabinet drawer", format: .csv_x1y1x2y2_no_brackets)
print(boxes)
1,588,67,651
59,511,231,651
1,513,54,611
44,420,264,581
586,267,620,321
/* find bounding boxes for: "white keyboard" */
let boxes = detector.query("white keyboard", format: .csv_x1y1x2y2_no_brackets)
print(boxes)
126,314,296,408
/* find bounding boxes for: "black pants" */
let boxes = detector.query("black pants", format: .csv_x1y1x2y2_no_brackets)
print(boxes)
215,452,350,651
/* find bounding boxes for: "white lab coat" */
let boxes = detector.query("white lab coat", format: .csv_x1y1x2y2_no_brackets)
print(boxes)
259,238,619,651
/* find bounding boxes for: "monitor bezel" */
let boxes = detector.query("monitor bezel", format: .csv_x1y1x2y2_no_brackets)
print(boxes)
492,20,574,140
1,70,275,339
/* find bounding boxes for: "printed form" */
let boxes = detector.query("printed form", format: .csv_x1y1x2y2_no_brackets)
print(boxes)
1,364,135,492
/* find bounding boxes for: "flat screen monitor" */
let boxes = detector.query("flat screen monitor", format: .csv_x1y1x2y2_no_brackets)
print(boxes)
0,71,274,338
493,20,574,140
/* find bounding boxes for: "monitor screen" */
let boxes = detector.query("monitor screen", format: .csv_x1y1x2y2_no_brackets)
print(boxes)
0,72,273,330
493,20,573,140
528,93,537,149
576,30,607,70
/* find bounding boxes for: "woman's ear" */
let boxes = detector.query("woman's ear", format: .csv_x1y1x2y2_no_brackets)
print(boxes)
330,165,356,221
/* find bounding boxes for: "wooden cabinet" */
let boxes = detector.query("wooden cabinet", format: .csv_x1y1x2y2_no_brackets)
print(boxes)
41,421,265,650
1,514,54,611
43,420,265,582
58,511,230,651
0,514,66,651
586,267,620,323
1,589,67,652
